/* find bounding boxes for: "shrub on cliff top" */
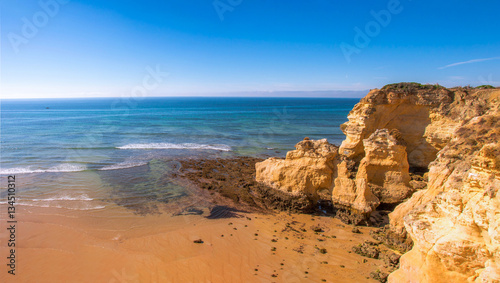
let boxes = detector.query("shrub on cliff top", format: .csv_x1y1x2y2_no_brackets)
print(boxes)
382,82,444,93
475,85,495,89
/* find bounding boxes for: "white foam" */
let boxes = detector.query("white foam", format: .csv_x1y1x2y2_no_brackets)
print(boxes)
0,164,87,175
116,143,231,151
16,203,106,210
31,194,93,202
0,194,105,211
99,161,148,171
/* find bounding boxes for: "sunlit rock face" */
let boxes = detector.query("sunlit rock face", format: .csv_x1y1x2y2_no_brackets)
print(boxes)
389,112,500,283
255,85,500,282
338,87,454,168
255,138,338,203
331,129,413,224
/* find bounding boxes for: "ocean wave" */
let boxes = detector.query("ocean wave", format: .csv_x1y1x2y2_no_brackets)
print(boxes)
99,161,148,171
0,164,87,175
116,143,232,151
15,203,106,211
0,194,105,210
31,194,94,202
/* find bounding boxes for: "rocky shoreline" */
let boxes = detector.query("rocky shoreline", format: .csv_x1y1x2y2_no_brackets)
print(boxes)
173,157,318,214
172,156,402,282
173,83,499,282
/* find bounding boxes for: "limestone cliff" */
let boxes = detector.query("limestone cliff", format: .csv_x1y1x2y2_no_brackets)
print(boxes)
255,83,500,282
388,111,500,282
340,85,500,282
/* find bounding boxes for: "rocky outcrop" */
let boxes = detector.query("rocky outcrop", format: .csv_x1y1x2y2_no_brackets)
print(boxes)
332,129,413,224
356,128,412,204
255,83,500,282
339,85,452,168
338,85,500,282
339,84,497,169
255,138,338,203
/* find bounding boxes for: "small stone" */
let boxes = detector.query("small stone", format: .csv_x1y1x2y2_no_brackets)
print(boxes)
311,225,324,233
351,227,362,234
370,270,389,283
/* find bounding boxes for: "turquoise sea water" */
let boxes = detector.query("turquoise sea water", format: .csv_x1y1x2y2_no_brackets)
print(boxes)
0,97,358,213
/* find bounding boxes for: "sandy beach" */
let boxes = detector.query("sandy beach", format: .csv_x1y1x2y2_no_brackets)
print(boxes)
0,201,392,283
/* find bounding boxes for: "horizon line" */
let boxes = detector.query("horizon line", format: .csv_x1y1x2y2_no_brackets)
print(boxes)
0,90,370,100
0,95,367,100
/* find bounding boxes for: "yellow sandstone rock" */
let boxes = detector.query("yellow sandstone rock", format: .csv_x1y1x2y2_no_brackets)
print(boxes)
331,129,412,223
389,114,500,283
255,85,500,282
255,138,338,202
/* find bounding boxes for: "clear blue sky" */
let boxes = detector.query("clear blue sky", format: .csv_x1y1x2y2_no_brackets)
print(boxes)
1,0,499,98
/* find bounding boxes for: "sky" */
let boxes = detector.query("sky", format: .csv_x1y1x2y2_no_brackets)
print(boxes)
1,0,499,98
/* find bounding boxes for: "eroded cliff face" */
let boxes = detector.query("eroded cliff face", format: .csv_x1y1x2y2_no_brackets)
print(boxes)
255,84,500,282
342,86,500,282
255,138,338,203
339,87,452,168
388,112,500,283
332,129,412,224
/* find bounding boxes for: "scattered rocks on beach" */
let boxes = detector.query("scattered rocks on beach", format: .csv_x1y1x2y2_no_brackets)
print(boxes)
352,241,381,259
174,157,313,213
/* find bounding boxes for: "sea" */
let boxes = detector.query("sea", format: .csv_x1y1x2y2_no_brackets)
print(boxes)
0,97,358,214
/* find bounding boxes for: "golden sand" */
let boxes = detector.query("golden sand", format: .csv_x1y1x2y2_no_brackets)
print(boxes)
0,204,382,282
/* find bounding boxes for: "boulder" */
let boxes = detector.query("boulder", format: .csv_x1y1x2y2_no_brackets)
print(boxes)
255,138,338,203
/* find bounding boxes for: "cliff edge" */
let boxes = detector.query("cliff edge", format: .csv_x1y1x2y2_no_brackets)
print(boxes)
255,83,500,282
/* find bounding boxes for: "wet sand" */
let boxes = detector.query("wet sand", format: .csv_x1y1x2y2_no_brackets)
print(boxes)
0,203,385,282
